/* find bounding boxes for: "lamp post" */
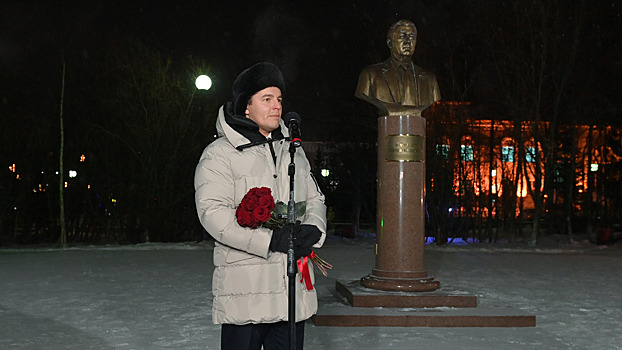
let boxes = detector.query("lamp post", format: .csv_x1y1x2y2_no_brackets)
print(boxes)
195,74,212,242
195,74,212,136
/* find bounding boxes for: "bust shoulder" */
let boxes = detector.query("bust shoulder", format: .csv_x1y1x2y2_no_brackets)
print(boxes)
361,59,392,74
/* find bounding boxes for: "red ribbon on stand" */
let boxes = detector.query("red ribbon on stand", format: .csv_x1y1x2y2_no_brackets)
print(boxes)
297,256,314,291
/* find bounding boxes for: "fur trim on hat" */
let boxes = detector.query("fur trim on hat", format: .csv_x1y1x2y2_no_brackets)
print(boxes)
232,62,284,115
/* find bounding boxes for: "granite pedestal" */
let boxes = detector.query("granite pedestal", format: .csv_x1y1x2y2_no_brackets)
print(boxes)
313,113,535,327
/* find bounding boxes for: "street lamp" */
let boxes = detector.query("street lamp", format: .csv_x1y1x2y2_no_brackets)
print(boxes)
195,74,212,91
195,73,214,242
194,74,214,141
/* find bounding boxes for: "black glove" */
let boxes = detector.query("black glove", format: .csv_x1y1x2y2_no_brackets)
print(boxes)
269,223,300,254
295,225,322,258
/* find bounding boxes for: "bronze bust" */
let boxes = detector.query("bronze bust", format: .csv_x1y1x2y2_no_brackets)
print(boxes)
355,19,441,116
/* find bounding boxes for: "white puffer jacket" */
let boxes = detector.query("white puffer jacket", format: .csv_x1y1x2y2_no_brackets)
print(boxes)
194,104,327,325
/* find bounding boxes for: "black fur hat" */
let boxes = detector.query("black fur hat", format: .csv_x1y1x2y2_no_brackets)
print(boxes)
232,62,284,116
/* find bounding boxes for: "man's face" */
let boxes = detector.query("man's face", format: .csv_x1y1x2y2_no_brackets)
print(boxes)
389,24,417,59
245,86,282,137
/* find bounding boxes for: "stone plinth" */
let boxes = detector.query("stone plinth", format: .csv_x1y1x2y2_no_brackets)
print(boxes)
337,280,476,308
312,307,537,327
312,284,536,328
361,114,439,292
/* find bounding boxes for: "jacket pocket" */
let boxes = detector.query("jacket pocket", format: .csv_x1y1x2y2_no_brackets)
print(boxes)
213,262,286,296
225,248,260,264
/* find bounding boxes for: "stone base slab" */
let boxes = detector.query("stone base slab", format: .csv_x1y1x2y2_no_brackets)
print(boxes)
312,282,536,328
360,273,441,292
337,280,477,308
312,306,537,327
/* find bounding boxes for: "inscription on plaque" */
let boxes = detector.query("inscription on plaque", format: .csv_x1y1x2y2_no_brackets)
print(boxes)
386,134,424,162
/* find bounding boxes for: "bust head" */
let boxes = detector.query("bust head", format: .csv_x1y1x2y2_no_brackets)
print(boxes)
386,20,417,61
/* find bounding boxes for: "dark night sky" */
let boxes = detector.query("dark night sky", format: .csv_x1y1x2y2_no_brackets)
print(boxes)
0,1,398,138
1,1,621,140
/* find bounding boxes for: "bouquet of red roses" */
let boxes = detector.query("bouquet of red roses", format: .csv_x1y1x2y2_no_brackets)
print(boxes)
235,187,332,281
235,187,304,230
235,187,277,229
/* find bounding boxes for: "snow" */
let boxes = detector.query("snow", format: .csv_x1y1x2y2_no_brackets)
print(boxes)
1,237,621,349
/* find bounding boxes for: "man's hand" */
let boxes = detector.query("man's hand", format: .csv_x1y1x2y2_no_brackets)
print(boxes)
295,225,322,259
270,223,322,260
269,223,300,254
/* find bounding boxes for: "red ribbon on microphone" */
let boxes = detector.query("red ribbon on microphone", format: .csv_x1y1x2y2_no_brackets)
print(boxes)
297,255,314,291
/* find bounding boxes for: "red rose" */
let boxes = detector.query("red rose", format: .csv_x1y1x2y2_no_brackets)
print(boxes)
236,206,256,227
248,187,261,198
255,187,272,197
257,195,275,211
253,205,272,224
240,195,258,211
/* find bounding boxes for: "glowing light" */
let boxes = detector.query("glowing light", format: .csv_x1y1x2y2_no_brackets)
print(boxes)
9,164,16,172
111,198,117,203
590,163,598,172
321,169,330,177
69,170,77,178
80,154,86,162
64,182,68,188
195,75,212,91
491,169,497,177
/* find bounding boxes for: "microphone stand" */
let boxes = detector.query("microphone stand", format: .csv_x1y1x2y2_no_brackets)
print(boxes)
287,135,301,350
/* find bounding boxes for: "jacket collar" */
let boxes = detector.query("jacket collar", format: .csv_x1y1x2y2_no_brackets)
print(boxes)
215,102,287,149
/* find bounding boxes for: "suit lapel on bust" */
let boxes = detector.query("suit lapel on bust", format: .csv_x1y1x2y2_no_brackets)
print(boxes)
380,60,399,103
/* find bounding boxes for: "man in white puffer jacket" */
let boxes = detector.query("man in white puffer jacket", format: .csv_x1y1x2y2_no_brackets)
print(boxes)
194,62,326,350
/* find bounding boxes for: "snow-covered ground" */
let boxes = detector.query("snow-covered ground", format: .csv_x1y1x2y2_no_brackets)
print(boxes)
1,236,620,349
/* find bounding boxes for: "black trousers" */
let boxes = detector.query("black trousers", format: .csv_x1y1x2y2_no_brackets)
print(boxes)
221,321,305,350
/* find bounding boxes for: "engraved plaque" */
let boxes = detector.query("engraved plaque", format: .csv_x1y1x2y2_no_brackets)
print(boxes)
386,134,424,162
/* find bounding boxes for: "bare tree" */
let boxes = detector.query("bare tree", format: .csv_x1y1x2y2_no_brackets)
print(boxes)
59,59,67,246
478,0,587,244
93,38,215,242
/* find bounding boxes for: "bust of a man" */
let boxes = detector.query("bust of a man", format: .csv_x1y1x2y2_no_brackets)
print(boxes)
355,19,441,116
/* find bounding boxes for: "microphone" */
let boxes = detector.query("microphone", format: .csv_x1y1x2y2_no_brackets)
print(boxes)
283,112,302,147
